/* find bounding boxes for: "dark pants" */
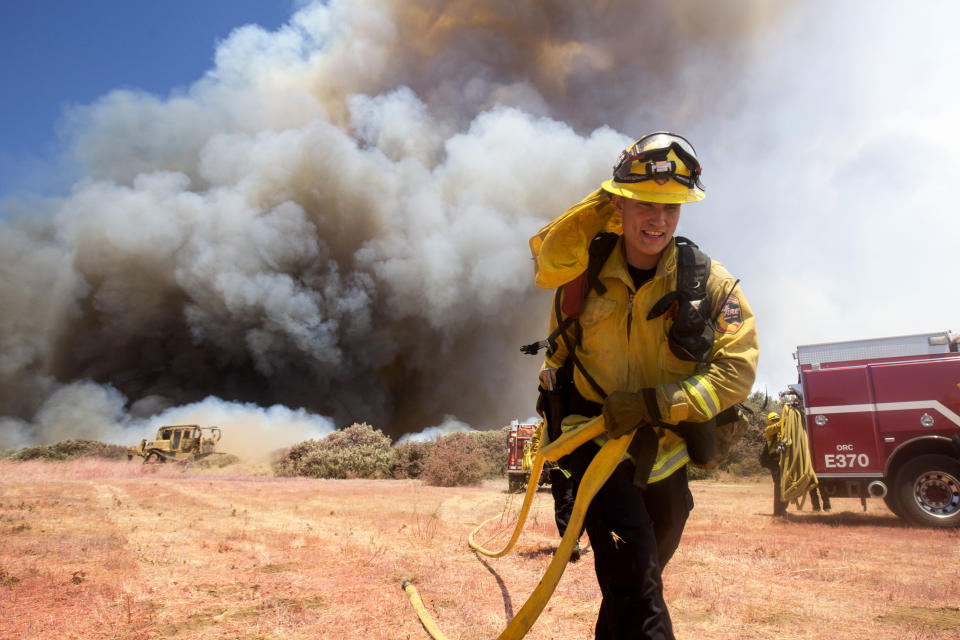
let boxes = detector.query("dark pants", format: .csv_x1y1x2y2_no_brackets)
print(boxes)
759,447,787,516
808,487,831,511
550,466,580,538
766,465,788,516
570,441,693,640
764,464,831,514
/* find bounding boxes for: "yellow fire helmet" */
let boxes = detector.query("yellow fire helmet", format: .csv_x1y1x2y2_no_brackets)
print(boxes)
767,412,781,424
601,132,706,204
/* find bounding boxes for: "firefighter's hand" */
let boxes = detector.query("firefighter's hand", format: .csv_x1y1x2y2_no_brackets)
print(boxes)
539,365,558,391
602,390,653,438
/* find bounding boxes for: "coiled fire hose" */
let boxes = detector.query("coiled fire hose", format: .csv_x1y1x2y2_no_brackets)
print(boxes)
402,416,626,640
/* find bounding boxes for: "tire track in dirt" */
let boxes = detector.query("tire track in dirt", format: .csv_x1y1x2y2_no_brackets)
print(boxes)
162,478,320,534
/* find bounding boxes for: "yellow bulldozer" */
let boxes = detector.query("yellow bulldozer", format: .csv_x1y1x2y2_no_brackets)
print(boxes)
128,424,226,465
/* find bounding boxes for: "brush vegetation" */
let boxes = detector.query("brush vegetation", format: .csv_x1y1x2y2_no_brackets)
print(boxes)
2,391,775,485
4,439,128,461
273,423,510,486
270,391,776,485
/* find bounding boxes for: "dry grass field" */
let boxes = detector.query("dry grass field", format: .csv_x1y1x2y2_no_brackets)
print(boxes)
1,459,958,640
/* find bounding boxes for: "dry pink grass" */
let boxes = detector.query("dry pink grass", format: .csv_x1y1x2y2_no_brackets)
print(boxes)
0,460,958,639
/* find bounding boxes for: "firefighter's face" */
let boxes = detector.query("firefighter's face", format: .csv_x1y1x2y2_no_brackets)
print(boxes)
614,196,680,269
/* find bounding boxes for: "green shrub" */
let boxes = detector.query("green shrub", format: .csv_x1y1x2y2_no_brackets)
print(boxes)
688,390,780,479
721,390,780,476
388,440,435,479
473,426,511,478
12,439,128,461
273,439,322,477
421,432,484,487
273,423,392,479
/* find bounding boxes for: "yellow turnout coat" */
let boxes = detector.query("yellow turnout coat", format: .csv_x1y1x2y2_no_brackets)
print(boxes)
543,235,759,483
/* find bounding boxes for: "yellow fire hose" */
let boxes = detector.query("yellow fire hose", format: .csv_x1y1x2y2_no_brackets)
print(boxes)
467,442,546,558
402,417,626,640
469,420,557,558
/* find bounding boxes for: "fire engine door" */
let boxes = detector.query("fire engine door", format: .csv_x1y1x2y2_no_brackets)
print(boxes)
802,366,883,475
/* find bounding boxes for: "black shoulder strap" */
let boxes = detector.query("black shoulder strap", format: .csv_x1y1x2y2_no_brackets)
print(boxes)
647,237,709,319
521,232,619,399
520,296,574,355
584,231,619,299
553,293,608,400
647,236,716,362
521,231,619,355
674,236,711,307
555,232,619,398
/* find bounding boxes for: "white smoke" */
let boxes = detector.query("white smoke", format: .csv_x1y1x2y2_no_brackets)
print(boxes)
394,414,474,444
31,381,128,445
135,396,336,462
2,0,958,448
0,379,336,459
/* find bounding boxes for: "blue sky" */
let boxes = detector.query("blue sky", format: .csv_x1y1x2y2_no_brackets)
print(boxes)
0,1,295,200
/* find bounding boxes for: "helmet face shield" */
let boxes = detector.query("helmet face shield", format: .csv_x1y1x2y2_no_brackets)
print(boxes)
602,132,705,203
612,132,703,190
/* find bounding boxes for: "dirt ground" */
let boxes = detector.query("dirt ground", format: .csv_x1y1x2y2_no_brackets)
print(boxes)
1,459,959,640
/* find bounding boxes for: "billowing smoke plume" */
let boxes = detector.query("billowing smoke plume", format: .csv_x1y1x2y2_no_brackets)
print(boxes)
2,0,787,446
13,1,955,449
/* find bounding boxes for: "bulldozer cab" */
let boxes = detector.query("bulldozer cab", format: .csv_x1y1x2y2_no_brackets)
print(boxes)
157,425,195,452
129,424,224,464
154,426,219,451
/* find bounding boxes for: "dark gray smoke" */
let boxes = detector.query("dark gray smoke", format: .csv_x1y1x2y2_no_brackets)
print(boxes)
1,0,791,446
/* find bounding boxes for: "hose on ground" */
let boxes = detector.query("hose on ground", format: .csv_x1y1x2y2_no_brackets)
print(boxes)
467,450,546,558
403,417,622,640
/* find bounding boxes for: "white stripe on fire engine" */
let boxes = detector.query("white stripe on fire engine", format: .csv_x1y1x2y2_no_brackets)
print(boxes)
817,472,882,479
804,401,960,427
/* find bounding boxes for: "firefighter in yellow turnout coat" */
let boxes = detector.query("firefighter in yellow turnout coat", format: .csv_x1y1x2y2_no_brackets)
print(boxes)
534,133,758,639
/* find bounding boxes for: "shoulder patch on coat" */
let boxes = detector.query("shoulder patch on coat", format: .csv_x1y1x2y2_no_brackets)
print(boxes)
716,295,743,334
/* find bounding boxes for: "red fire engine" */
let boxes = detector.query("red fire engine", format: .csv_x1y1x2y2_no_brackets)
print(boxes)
792,330,960,527
506,420,552,492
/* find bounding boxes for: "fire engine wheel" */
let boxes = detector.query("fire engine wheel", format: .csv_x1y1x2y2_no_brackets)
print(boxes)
895,454,960,528
882,492,905,519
